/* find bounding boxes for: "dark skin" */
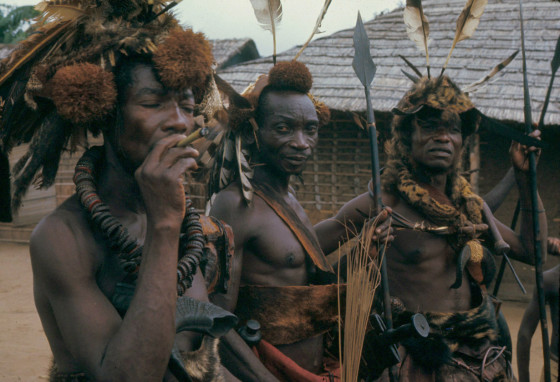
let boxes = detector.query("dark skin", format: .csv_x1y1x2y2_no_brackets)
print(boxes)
483,166,559,257
316,108,547,312
517,265,559,382
30,64,237,381
210,90,393,381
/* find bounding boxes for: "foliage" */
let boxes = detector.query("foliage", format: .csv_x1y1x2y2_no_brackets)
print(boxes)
0,4,39,44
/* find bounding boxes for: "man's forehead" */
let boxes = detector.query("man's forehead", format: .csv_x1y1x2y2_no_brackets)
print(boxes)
128,64,193,97
264,91,317,116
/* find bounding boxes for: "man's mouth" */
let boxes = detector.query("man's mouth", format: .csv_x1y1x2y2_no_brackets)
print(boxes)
283,155,308,165
428,147,452,156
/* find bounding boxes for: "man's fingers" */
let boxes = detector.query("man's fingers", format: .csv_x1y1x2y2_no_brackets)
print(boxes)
148,134,187,159
161,146,200,168
166,156,199,179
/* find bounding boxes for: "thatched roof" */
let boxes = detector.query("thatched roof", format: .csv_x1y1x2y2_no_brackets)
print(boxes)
211,38,260,70
219,0,560,125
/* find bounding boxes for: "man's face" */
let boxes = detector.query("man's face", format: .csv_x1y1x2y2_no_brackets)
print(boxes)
410,108,463,173
257,91,319,175
117,64,195,170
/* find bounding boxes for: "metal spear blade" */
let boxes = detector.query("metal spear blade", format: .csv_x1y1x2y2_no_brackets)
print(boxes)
353,12,376,89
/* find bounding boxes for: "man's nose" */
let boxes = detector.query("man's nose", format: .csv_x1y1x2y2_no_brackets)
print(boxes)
162,105,194,135
433,128,451,142
290,130,310,150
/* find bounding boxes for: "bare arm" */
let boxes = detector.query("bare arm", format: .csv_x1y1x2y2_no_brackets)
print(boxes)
31,135,199,380
483,167,515,213
496,130,547,265
315,191,394,255
208,189,280,382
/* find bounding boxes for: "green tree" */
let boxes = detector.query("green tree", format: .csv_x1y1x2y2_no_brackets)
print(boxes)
0,4,38,44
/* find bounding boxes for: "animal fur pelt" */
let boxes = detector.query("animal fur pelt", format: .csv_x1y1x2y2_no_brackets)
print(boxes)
181,336,225,382
48,337,227,382
397,295,499,373
235,284,344,346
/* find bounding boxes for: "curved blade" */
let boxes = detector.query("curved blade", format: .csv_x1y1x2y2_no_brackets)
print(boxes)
450,245,471,289
352,12,376,88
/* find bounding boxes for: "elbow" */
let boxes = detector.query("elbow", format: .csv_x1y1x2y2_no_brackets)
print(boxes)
509,243,537,265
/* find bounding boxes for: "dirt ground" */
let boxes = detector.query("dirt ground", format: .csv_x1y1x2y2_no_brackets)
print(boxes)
0,242,551,381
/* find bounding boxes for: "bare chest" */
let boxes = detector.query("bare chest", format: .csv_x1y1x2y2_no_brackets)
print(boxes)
243,197,316,285
385,200,472,311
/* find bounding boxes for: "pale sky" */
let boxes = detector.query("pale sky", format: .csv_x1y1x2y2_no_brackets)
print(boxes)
3,0,401,56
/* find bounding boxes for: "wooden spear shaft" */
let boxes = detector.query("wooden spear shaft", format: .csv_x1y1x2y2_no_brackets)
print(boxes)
518,1,551,381
352,11,393,333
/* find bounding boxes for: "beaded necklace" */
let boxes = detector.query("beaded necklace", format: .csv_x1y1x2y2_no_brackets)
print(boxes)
73,146,205,295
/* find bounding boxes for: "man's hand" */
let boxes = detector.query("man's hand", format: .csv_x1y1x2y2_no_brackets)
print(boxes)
370,207,395,244
510,129,541,173
135,134,199,226
548,237,560,256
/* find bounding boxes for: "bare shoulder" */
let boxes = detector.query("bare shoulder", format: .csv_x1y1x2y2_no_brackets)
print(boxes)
30,195,99,288
209,183,251,222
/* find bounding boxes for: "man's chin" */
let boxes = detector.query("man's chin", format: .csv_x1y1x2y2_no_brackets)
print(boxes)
284,164,307,175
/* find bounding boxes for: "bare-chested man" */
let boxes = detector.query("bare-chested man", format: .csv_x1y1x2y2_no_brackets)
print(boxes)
0,5,237,381
316,76,547,381
209,61,393,381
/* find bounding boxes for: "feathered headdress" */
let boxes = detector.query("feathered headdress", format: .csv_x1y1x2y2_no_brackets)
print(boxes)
207,1,333,207
0,0,222,221
398,0,518,136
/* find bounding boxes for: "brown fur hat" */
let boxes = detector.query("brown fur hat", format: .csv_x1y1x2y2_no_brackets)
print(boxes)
152,28,214,102
48,63,117,124
268,60,313,93
392,75,480,138
228,61,330,133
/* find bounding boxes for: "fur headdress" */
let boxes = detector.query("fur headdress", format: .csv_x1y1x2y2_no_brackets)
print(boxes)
209,60,330,205
391,75,480,139
0,0,221,221
396,0,518,140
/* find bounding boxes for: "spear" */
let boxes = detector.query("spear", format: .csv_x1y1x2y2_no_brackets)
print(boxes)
493,33,558,297
518,1,551,381
537,32,560,129
352,12,393,333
